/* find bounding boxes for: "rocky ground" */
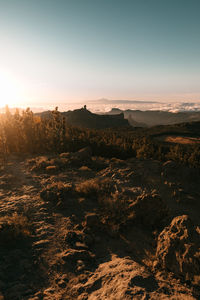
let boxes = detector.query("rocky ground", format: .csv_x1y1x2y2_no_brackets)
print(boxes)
0,148,199,299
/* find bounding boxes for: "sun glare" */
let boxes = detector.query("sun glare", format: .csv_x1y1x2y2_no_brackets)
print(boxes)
0,71,22,107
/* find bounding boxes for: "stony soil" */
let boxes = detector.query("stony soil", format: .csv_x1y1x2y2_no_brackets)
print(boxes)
0,151,199,300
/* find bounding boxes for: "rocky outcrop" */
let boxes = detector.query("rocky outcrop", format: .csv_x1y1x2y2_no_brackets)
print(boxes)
1,155,200,299
155,215,200,282
80,256,158,300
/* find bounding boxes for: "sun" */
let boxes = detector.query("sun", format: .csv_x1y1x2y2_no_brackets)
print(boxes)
0,71,22,107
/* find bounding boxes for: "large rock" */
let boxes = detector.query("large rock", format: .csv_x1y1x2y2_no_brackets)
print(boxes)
74,256,159,300
155,215,200,282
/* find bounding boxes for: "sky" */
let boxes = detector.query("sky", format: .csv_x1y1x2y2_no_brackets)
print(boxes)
0,0,200,107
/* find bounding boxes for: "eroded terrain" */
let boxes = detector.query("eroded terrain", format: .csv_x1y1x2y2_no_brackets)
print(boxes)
0,148,200,299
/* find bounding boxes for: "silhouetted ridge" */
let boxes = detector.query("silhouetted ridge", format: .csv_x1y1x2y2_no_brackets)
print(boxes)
63,107,129,129
37,107,129,129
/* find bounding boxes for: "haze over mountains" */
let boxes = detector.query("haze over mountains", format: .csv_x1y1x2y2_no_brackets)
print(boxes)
2,99,200,129
107,108,200,127
36,105,200,129
1,99,200,114
81,99,200,114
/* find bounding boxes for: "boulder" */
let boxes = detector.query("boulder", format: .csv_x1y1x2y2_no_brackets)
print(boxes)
155,215,200,282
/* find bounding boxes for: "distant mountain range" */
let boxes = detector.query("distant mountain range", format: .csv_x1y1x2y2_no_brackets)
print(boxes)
37,106,200,129
106,108,200,127
4,104,200,129
86,98,158,104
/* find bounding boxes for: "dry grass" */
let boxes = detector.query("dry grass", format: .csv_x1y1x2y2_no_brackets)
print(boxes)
165,136,200,144
75,177,114,197
156,134,200,145
101,191,126,211
0,213,32,246
28,156,50,171
40,181,75,207
28,156,69,173
41,178,114,205
40,177,127,223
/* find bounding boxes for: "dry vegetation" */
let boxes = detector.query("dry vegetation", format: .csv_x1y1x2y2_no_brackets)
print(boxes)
0,107,199,299
1,106,200,167
156,134,200,145
0,213,31,246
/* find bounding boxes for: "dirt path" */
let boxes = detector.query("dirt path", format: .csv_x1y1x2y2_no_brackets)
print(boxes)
0,157,58,299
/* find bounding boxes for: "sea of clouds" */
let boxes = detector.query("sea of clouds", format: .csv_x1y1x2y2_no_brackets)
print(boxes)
40,100,200,113
86,101,200,113
1,100,200,113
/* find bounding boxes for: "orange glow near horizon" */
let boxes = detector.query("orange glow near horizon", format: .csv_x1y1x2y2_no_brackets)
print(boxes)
0,69,200,109
0,71,23,107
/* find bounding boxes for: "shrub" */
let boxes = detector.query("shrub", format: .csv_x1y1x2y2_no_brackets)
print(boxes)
76,178,114,198
0,213,32,247
40,182,75,207
29,156,50,172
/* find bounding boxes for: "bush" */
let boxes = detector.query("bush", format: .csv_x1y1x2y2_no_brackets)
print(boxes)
29,156,50,171
76,178,114,198
0,213,32,247
40,182,75,207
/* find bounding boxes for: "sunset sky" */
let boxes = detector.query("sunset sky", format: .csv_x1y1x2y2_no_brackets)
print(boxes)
0,0,200,106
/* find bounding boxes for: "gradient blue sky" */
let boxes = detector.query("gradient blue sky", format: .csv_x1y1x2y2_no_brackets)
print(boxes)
0,0,200,105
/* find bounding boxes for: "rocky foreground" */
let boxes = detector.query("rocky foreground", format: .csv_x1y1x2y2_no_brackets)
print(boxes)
0,148,200,299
